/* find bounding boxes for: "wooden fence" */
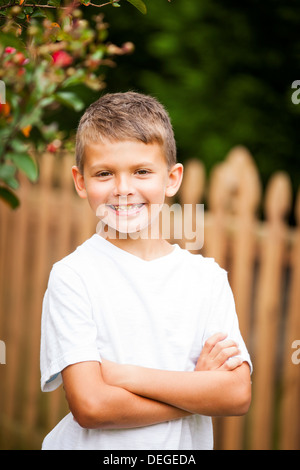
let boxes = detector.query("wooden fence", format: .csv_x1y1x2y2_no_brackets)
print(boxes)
0,146,299,450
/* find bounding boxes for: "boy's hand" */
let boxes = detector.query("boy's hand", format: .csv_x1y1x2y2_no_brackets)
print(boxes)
100,332,243,390
195,332,243,372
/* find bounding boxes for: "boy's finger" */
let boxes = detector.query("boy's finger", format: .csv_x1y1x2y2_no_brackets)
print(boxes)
221,356,243,371
203,332,228,354
210,338,239,360
214,346,241,365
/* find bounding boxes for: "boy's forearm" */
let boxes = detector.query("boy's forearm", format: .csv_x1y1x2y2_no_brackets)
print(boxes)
105,362,251,417
78,385,191,429
62,362,191,430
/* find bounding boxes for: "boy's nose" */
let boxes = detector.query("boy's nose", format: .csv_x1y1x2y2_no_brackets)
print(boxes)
113,174,135,197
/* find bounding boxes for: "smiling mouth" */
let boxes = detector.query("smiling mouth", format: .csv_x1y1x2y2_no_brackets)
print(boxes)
107,203,145,215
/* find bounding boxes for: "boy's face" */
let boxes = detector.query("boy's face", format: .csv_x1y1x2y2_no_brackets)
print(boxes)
72,140,183,236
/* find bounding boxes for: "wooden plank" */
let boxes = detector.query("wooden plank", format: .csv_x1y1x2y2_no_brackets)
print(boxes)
24,153,55,435
220,147,261,449
0,196,15,447
250,172,292,449
0,199,10,334
279,187,300,449
0,200,10,387
177,159,205,253
204,162,231,268
3,175,30,443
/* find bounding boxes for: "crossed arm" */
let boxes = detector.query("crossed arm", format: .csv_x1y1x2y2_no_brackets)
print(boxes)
62,333,251,429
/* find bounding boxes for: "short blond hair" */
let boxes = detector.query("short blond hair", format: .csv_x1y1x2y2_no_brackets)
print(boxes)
75,91,177,173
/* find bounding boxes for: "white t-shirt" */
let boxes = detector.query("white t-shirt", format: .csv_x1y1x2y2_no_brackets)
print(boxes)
40,234,252,450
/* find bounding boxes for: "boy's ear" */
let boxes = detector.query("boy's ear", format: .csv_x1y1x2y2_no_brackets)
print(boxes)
165,163,184,198
72,166,87,199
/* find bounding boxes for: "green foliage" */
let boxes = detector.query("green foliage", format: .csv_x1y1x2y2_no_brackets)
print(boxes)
0,0,139,208
126,0,146,15
102,0,300,194
0,0,147,29
2,0,298,208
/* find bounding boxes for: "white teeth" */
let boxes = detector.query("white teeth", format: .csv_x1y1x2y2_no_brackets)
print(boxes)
109,204,144,211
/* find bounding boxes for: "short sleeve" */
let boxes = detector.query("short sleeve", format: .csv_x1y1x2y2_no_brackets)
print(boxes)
203,267,253,373
40,262,101,392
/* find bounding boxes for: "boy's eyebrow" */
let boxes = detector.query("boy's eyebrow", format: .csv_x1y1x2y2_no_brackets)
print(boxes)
89,161,156,171
132,161,156,168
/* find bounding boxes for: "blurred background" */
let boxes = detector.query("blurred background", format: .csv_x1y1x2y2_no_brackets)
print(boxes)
0,0,299,450
57,0,300,196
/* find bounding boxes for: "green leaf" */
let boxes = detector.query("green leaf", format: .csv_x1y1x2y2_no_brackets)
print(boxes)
31,9,47,18
47,0,61,6
7,152,38,182
0,186,19,209
126,0,147,14
0,164,19,189
62,70,85,88
91,49,105,60
0,32,26,52
10,139,30,153
24,6,34,14
0,6,9,17
0,127,11,144
54,91,85,112
17,102,45,130
38,96,56,108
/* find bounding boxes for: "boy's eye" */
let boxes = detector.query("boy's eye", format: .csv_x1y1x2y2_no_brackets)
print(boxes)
96,171,112,177
136,169,150,175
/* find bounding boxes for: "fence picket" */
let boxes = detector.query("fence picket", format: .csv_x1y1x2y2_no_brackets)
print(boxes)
219,147,261,450
177,159,205,252
204,162,231,267
250,172,292,449
23,153,55,437
279,188,300,449
3,175,30,448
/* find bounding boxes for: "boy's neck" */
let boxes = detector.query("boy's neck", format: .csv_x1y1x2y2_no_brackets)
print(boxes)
98,226,174,262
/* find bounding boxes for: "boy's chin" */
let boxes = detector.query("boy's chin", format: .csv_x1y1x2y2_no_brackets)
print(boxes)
96,219,160,239
104,224,150,238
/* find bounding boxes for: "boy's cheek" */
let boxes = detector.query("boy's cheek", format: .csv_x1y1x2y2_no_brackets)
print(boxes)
85,185,106,210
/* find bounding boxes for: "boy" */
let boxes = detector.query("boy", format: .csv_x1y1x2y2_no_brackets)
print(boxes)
40,92,252,450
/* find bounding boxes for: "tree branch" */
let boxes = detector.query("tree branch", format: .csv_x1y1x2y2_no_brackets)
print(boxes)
0,0,121,11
